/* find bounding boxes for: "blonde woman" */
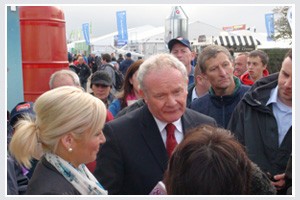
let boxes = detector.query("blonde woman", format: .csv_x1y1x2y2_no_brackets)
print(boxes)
9,86,107,195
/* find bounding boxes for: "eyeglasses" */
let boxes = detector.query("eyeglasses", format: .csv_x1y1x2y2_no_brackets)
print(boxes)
94,83,109,88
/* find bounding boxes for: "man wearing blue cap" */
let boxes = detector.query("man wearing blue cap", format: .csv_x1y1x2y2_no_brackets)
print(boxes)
168,37,195,86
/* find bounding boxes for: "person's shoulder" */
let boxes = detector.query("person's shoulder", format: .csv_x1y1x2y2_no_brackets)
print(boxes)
111,98,121,104
104,106,148,141
239,84,251,93
115,99,145,118
190,93,210,107
185,108,216,123
107,105,145,126
26,158,80,195
252,73,279,89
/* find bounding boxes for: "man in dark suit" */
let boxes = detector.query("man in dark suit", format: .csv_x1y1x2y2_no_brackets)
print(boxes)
94,53,216,195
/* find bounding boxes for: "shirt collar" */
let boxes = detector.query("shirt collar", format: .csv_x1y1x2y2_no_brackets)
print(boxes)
266,85,279,106
267,85,292,112
153,116,182,133
192,87,199,101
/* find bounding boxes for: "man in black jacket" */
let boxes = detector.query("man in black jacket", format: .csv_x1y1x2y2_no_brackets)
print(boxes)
228,49,292,194
77,55,91,91
94,53,216,195
119,52,134,75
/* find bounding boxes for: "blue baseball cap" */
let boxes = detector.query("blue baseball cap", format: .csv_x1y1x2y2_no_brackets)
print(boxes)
168,37,191,52
10,102,35,127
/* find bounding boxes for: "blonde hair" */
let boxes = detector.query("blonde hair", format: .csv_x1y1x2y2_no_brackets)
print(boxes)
9,86,106,168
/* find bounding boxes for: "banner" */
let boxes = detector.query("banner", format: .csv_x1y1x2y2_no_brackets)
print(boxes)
116,11,128,46
265,13,274,41
82,23,90,45
287,7,292,31
222,24,246,32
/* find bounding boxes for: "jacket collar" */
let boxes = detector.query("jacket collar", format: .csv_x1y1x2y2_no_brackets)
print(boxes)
209,76,241,97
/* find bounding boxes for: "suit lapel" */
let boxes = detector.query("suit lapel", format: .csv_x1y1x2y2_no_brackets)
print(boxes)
140,106,168,171
139,107,197,171
181,109,195,134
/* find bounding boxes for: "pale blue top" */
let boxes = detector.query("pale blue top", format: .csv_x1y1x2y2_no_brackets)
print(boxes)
266,86,292,146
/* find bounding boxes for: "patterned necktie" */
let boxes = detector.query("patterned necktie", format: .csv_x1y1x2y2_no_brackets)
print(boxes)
165,123,177,157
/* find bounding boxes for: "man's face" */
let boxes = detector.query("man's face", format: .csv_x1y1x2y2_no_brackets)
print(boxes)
278,56,292,107
234,54,248,77
203,52,235,95
170,43,194,72
247,56,267,81
141,67,188,123
78,57,84,64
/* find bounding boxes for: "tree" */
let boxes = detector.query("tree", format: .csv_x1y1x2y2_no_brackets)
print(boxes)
272,6,292,41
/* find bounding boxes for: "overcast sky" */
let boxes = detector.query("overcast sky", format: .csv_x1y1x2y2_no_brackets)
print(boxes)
60,5,280,39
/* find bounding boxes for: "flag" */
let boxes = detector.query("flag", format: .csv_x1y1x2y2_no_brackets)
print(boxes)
265,13,274,41
116,11,128,46
82,23,90,45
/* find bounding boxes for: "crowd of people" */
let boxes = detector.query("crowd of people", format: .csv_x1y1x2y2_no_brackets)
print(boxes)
7,37,292,196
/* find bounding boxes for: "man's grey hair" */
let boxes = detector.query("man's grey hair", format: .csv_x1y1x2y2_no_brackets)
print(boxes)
49,69,81,89
137,53,188,91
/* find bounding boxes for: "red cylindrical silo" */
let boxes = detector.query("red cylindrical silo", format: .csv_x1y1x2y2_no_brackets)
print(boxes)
19,6,68,101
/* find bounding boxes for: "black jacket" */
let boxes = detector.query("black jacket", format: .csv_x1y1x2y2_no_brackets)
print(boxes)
78,63,91,84
228,73,292,176
7,155,28,195
119,59,134,75
26,156,80,195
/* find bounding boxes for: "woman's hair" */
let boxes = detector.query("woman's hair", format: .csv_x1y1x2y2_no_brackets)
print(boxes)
9,86,107,168
137,53,188,91
164,125,252,195
118,59,144,109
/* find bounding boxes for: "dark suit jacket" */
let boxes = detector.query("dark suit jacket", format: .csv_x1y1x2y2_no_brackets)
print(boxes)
26,156,80,195
94,105,216,195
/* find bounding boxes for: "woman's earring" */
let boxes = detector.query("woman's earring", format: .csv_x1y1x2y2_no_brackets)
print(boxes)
68,147,73,152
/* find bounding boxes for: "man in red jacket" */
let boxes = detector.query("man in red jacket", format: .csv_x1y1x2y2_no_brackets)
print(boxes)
241,50,269,85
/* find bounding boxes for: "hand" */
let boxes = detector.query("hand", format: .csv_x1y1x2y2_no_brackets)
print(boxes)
271,173,286,190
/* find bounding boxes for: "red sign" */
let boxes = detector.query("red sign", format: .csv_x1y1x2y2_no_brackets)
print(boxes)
223,24,246,31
